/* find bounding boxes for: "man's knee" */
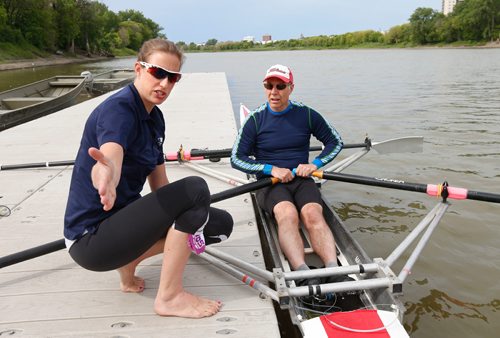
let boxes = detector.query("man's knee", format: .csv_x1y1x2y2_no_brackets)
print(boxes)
274,202,299,225
301,203,325,225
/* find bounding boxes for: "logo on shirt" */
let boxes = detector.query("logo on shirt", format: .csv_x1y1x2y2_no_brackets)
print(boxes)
157,137,164,147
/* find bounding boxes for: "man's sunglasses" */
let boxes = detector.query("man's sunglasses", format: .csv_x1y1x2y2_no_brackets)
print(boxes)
139,61,182,83
263,82,289,90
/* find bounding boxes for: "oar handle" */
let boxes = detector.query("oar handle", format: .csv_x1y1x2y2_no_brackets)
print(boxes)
313,171,500,203
211,177,279,203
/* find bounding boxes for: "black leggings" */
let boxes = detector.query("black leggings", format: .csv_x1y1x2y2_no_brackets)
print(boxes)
69,176,233,271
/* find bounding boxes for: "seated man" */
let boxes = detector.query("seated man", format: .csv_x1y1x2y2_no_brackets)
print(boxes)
231,64,348,286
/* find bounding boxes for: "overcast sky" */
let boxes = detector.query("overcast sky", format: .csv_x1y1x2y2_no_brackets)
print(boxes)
99,0,442,43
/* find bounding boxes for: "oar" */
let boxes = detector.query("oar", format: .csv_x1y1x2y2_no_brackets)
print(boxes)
0,177,279,269
164,136,423,161
312,171,500,203
0,160,75,171
0,239,66,269
0,137,423,171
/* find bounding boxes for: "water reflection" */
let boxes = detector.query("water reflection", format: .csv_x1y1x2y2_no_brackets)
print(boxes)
333,202,424,235
404,288,499,334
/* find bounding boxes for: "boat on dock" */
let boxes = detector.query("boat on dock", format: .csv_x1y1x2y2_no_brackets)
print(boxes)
0,75,90,131
82,69,135,95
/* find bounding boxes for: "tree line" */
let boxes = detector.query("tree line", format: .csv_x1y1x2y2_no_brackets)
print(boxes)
1,0,499,59
182,0,500,52
0,0,163,57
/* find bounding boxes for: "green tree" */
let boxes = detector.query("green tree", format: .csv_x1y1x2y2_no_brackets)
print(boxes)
205,38,217,46
54,0,80,53
119,20,144,51
452,0,500,41
409,7,443,44
176,41,187,50
384,24,412,44
1,0,56,49
0,3,6,25
117,9,161,41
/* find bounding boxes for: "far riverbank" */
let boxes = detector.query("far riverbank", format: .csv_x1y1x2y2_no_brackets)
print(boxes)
0,55,112,72
2,41,499,72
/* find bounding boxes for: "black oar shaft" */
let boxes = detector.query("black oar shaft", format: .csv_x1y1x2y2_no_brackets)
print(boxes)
0,239,65,269
177,142,366,160
1,141,370,169
211,177,278,203
0,178,279,269
342,142,369,149
316,172,500,204
466,190,500,203
0,160,75,171
320,172,428,193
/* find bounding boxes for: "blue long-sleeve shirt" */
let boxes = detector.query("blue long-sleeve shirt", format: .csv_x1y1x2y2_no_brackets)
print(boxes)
231,101,343,178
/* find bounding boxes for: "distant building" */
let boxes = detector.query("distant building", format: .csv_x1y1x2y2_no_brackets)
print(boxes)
442,0,462,15
262,35,272,44
242,36,255,43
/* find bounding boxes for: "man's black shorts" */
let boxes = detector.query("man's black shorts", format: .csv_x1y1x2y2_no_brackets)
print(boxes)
256,177,322,215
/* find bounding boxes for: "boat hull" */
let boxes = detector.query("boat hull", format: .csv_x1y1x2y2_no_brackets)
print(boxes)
87,69,135,95
0,76,88,131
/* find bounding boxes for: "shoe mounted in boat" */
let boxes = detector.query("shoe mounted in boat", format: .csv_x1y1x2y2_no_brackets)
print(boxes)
325,275,360,296
296,277,322,288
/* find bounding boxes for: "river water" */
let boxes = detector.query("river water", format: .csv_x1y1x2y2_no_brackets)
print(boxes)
1,49,499,337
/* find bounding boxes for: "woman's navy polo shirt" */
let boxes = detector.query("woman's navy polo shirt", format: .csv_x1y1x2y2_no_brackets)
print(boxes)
64,84,165,242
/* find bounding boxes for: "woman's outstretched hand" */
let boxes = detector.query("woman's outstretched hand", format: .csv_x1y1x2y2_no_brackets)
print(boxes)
88,147,117,211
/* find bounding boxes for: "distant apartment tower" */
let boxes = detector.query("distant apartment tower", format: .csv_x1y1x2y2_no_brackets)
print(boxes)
262,34,272,44
442,0,461,15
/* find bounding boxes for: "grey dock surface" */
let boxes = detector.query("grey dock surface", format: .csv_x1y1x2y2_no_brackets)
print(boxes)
0,73,280,337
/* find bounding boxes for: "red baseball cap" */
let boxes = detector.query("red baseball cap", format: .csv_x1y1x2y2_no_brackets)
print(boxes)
263,64,293,84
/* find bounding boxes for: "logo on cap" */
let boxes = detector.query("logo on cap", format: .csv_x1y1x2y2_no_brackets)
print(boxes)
264,64,293,84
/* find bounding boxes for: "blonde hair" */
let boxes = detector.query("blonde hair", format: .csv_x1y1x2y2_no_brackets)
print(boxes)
137,38,185,67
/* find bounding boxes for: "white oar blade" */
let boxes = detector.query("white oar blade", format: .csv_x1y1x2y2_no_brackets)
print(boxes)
372,136,423,154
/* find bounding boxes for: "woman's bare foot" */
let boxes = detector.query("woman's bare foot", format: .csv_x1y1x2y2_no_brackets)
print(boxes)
154,290,222,318
118,267,145,293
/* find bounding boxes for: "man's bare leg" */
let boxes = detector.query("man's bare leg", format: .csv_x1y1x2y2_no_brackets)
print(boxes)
118,239,165,292
274,201,306,270
300,203,337,265
154,227,221,318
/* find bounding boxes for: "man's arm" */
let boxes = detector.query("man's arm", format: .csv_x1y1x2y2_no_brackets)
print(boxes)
230,116,268,175
310,110,343,169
